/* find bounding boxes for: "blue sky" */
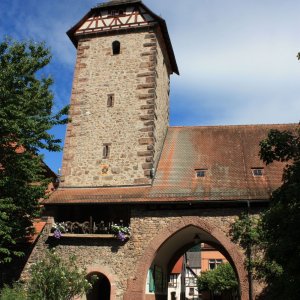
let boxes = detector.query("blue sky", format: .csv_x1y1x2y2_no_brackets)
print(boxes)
1,0,300,173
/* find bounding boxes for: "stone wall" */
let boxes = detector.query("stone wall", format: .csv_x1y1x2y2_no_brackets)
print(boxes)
22,207,263,300
61,27,171,187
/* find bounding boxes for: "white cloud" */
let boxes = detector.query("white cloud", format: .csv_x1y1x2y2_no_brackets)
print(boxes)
2,0,300,170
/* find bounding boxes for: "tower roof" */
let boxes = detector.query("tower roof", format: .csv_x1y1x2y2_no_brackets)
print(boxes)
67,0,179,74
96,0,141,8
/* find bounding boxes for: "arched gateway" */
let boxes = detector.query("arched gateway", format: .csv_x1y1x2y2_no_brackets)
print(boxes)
124,218,248,300
21,1,289,300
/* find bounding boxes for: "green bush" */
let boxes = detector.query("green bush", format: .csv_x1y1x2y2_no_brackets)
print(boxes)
1,250,94,300
27,250,93,300
0,284,27,300
198,263,238,295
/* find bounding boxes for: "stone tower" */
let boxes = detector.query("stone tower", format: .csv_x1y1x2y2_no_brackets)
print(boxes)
61,0,178,187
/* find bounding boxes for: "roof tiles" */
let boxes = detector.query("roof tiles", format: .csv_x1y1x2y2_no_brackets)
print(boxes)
44,124,294,205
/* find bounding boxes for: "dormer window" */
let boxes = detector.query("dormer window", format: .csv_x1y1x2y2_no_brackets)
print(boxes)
112,41,120,55
195,169,207,178
252,168,264,177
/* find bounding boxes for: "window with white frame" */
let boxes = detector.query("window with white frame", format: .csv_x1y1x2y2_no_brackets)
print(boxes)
168,274,177,288
208,259,223,270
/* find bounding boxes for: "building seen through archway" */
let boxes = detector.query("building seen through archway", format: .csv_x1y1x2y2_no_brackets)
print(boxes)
145,226,239,300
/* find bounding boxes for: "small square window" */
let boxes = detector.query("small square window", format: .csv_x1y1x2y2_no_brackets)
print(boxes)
252,168,264,176
189,287,194,295
209,259,223,270
195,169,207,178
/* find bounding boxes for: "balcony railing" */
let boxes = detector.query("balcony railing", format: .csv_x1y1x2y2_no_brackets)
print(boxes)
51,217,130,240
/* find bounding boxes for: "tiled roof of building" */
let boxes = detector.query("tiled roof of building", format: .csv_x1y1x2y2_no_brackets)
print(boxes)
171,256,183,274
186,251,201,268
27,221,46,244
44,124,294,204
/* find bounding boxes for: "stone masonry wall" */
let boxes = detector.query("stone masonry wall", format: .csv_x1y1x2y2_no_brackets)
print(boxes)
61,27,171,187
22,208,263,300
152,32,170,172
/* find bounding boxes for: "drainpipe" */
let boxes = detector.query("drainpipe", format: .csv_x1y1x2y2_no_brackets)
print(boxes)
246,200,253,300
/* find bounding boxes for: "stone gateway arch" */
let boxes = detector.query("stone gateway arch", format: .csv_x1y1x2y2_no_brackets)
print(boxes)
23,1,290,299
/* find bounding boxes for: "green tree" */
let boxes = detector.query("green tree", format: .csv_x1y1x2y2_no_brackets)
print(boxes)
0,38,68,265
259,126,300,298
231,125,300,299
197,263,238,296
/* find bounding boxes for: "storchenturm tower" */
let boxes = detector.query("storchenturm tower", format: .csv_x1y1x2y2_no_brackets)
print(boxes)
60,0,178,187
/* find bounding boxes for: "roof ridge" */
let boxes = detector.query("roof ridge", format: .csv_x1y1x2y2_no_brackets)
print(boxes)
96,0,141,8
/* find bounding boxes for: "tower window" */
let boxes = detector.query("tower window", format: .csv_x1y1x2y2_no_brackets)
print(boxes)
112,41,120,55
103,144,111,159
107,94,114,107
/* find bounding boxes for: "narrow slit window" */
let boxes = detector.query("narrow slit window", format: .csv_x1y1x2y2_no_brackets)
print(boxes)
107,94,114,107
103,144,111,159
196,169,207,178
112,40,120,55
252,168,264,176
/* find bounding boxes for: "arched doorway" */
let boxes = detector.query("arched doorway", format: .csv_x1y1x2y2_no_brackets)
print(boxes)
124,218,249,300
86,272,111,300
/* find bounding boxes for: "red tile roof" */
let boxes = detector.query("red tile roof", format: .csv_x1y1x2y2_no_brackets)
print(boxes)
43,124,295,204
27,221,46,244
171,256,183,274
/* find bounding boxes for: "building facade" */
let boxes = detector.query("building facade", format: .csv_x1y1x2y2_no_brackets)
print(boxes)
23,1,293,300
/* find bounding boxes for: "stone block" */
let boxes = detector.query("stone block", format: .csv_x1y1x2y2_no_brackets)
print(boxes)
138,138,154,145
137,83,156,89
142,163,153,170
138,94,155,100
143,42,156,47
137,151,153,157
140,115,154,121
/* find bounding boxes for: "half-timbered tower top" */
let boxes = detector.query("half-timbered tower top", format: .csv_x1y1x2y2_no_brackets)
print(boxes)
67,0,179,74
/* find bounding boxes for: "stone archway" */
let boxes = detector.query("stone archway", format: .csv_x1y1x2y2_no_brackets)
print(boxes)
124,216,249,300
85,265,117,300
87,272,110,300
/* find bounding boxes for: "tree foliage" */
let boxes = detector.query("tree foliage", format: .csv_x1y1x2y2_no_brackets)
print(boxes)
231,125,300,299
27,250,94,300
0,38,68,265
0,250,94,300
197,263,238,295
259,125,300,298
0,283,27,300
